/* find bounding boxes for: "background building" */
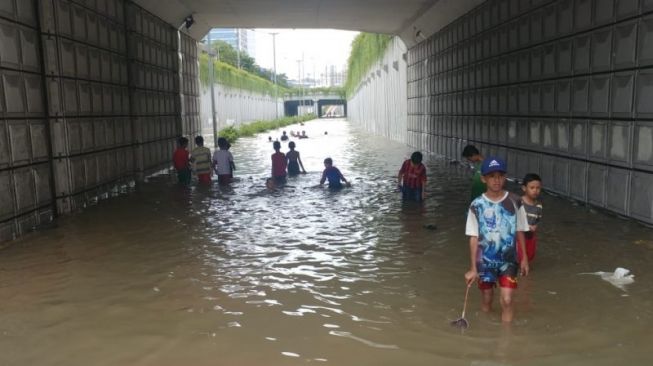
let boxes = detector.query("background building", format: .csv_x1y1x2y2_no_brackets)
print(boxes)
203,28,256,58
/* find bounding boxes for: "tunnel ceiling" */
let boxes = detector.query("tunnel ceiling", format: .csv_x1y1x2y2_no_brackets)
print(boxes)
133,0,484,46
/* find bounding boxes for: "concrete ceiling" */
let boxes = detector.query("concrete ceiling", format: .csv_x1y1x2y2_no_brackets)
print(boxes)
134,0,484,47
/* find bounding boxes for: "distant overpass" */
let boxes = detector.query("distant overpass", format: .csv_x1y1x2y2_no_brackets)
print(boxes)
283,92,346,118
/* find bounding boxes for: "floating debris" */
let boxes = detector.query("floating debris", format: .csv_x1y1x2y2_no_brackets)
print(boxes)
580,267,635,291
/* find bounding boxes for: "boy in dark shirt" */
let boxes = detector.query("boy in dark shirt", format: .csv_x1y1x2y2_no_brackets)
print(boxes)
320,158,349,189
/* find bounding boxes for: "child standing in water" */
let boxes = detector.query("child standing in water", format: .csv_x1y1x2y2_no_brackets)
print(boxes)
462,145,486,202
519,173,543,264
464,157,529,323
172,137,191,185
212,137,235,185
271,141,287,184
286,141,307,175
225,142,236,177
191,136,212,184
320,158,349,189
397,151,427,202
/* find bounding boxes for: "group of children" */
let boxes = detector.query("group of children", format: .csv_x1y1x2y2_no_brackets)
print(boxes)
396,144,543,323
172,136,235,186
176,133,541,323
272,130,309,143
269,140,349,189
173,133,349,191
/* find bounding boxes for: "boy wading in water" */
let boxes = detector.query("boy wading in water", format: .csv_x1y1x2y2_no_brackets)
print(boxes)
271,141,287,185
462,145,486,202
191,136,212,184
464,157,529,323
172,137,191,185
319,158,349,189
212,137,235,185
397,151,427,202
519,173,543,264
286,141,307,175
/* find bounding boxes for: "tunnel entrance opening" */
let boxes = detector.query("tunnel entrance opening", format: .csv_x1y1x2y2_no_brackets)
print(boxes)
283,100,315,117
317,99,347,118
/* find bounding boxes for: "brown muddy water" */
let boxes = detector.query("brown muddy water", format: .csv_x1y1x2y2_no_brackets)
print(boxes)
1,119,652,366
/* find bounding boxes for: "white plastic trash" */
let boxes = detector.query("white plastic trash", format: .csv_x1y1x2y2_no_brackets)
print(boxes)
581,267,635,291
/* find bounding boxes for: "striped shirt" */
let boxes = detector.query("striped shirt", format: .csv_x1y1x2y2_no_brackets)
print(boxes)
399,160,426,189
191,146,212,174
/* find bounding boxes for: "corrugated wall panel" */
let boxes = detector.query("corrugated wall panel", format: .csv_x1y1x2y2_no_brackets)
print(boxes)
2,0,203,242
126,2,179,178
0,0,53,241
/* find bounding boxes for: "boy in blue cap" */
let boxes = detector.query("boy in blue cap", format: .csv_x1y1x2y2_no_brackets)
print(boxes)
464,157,530,323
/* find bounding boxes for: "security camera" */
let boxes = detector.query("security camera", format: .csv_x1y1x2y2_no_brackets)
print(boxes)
184,15,194,30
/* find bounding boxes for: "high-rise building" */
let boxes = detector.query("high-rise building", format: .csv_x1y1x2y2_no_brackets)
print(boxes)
327,65,347,87
203,28,256,58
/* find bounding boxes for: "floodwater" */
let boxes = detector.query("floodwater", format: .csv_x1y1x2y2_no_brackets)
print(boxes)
1,119,653,366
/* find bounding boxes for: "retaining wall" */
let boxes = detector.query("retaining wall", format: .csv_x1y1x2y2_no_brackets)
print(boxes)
200,85,282,132
347,37,408,143
407,0,653,224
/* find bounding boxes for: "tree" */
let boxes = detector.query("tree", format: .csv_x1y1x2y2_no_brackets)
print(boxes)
209,40,290,88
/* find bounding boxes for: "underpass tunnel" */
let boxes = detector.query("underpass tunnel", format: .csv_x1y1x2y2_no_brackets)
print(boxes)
3,0,653,242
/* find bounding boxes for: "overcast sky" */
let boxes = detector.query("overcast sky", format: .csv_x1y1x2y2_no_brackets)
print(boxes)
252,29,359,81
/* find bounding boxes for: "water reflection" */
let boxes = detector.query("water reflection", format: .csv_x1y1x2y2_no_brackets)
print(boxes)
0,119,652,365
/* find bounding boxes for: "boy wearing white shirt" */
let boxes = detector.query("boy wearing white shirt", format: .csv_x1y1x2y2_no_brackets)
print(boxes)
212,137,235,185
464,157,530,323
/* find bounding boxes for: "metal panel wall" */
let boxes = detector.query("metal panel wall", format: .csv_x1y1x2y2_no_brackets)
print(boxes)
407,0,653,224
179,32,200,138
40,0,133,213
0,0,53,241
125,2,179,178
2,0,202,243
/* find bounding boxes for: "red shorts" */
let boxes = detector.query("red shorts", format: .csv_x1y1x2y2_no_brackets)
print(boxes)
478,275,518,290
217,174,231,184
198,173,211,184
518,232,537,263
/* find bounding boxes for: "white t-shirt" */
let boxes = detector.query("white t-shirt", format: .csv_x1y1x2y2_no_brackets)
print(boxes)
212,150,234,175
465,191,529,237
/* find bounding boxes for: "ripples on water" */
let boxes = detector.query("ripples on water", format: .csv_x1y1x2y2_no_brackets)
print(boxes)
1,119,653,366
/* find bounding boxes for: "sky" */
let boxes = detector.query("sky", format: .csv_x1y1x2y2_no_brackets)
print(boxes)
251,29,359,82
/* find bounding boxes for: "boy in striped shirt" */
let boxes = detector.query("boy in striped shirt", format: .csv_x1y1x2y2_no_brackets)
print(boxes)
191,136,212,184
397,151,427,202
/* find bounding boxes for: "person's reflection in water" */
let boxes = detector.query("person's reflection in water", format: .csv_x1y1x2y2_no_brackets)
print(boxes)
399,200,431,255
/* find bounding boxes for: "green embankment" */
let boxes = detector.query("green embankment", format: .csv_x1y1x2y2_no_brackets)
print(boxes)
199,54,344,98
344,33,392,97
199,53,289,96
218,114,317,144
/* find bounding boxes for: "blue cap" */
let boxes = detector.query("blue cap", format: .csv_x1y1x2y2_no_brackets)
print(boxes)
480,157,507,175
